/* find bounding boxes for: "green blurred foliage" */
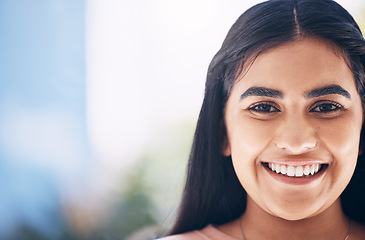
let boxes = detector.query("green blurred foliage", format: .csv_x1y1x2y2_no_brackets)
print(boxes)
5,119,195,240
117,120,196,239
99,158,160,240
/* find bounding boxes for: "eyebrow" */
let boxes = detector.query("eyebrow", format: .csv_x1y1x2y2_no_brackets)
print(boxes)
240,87,283,100
305,84,351,99
240,84,351,101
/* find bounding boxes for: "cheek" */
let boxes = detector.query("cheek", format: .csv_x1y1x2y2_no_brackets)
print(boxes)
318,116,361,156
229,117,277,158
228,117,277,185
317,116,361,178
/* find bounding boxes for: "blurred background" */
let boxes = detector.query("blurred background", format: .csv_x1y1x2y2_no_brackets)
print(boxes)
0,0,364,239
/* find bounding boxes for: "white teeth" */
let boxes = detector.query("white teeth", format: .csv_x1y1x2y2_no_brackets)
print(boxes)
304,165,310,176
280,165,287,175
295,166,304,177
287,166,295,177
267,163,322,177
310,165,316,175
275,164,281,173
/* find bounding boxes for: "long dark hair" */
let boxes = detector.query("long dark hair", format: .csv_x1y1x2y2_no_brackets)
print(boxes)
170,0,365,235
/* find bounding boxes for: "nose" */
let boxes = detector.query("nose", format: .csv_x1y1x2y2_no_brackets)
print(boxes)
274,114,317,154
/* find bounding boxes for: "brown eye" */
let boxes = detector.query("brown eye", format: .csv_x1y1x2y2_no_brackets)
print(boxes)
310,102,343,113
248,103,280,113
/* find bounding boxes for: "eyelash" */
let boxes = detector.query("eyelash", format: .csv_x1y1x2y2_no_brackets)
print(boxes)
246,101,344,115
247,101,280,113
309,101,344,114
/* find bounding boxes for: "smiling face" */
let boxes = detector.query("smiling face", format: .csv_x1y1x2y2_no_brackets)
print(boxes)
223,37,363,221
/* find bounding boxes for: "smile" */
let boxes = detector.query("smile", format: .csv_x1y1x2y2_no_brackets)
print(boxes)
262,162,328,178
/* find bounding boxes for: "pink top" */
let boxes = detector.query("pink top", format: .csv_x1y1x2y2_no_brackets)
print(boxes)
157,225,240,240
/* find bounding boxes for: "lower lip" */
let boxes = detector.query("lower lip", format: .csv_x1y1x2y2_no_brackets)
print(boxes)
262,163,327,185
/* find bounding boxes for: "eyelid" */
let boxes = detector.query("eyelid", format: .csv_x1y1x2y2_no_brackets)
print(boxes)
247,101,280,108
246,101,281,112
309,100,345,113
309,100,344,109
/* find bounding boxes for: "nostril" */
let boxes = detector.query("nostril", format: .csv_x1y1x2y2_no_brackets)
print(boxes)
304,142,317,150
275,143,285,150
273,122,318,153
275,141,317,154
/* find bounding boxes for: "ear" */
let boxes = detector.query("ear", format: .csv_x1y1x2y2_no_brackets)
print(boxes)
220,120,231,156
222,135,231,156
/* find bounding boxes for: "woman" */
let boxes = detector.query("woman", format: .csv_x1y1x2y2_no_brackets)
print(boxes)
160,0,365,239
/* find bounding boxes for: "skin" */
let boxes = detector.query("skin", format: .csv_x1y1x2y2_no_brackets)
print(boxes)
219,37,365,239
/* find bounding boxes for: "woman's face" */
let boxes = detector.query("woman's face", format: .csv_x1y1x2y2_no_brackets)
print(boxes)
223,38,363,220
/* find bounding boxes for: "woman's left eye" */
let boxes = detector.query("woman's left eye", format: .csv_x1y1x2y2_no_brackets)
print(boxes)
310,102,344,113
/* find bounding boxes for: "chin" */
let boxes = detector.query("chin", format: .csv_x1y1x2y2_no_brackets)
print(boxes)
274,212,313,221
267,202,326,222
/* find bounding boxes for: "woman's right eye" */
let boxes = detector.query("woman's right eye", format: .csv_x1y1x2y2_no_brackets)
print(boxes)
247,102,280,113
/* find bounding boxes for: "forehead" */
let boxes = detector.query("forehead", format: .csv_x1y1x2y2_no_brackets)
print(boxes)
233,37,355,94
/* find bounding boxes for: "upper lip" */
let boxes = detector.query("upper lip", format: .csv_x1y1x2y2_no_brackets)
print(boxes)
261,159,330,166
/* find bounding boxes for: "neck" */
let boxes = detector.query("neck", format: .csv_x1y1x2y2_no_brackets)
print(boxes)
240,197,349,240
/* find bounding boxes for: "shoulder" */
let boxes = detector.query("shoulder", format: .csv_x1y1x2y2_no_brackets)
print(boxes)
156,225,239,240
156,230,206,240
